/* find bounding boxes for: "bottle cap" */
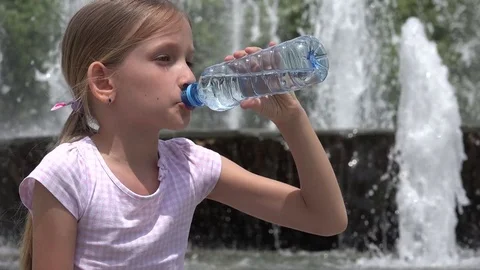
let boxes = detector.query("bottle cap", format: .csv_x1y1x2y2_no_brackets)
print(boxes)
308,50,329,81
181,83,204,108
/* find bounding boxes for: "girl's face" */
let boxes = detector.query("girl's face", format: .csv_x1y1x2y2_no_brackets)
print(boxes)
111,18,196,131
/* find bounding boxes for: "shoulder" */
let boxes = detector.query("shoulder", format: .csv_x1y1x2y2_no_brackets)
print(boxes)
19,137,95,219
42,138,88,167
160,137,197,150
27,138,92,179
160,137,222,204
159,137,220,163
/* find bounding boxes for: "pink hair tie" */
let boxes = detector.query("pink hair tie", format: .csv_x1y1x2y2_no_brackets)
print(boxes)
50,99,82,112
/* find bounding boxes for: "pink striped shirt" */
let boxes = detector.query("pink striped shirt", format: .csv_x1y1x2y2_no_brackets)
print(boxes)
19,136,222,269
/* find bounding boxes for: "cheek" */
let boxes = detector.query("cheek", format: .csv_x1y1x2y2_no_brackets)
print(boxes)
115,61,158,89
116,75,163,103
114,62,177,105
149,95,174,111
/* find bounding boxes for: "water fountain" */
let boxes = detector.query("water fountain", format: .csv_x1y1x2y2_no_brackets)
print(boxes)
395,17,470,266
303,0,392,130
1,0,479,269
355,16,476,269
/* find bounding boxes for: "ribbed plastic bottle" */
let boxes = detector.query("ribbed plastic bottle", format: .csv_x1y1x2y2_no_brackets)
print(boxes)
181,35,329,111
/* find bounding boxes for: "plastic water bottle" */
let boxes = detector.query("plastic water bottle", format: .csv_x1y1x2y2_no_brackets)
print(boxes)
181,35,329,111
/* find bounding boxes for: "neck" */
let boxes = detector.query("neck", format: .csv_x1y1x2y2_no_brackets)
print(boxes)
91,127,160,168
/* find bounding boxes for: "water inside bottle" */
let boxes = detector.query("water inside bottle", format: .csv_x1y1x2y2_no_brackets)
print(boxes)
198,68,324,111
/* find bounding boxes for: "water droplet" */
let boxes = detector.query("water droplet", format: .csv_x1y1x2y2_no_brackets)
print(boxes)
348,159,358,167
1,85,11,95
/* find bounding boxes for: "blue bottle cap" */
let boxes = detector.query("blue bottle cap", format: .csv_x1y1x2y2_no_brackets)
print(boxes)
308,49,329,82
308,50,328,70
181,83,204,108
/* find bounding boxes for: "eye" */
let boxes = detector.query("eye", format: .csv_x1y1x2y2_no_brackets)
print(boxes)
186,61,194,68
155,55,171,63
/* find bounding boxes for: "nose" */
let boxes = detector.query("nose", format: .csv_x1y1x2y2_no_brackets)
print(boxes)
179,64,196,90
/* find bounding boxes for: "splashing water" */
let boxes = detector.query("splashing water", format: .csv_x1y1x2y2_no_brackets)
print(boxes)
0,238,19,270
224,0,246,130
395,17,470,266
262,0,280,44
0,49,3,95
226,0,278,130
302,0,392,130
356,17,473,269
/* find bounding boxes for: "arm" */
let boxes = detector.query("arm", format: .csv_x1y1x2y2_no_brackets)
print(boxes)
208,109,347,236
208,44,347,236
31,182,77,270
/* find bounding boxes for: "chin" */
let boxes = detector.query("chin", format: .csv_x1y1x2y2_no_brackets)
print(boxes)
168,116,191,131
173,121,190,130
162,105,192,130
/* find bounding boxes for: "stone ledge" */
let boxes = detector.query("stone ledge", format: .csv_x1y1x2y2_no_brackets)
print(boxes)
0,130,479,252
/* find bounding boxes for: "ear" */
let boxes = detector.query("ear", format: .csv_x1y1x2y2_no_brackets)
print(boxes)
87,61,115,104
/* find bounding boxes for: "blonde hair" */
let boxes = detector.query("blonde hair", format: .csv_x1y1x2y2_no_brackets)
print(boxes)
19,1,187,269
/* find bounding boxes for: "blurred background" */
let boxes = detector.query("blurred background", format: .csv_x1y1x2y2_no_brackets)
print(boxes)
1,0,479,269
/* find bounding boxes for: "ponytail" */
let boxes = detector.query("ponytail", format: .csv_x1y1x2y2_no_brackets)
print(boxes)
18,106,94,269
19,215,32,270
57,107,96,144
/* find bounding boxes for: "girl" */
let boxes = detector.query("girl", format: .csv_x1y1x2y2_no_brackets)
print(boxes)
18,0,347,269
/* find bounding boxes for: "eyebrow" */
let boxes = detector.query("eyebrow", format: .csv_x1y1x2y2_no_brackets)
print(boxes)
149,41,195,57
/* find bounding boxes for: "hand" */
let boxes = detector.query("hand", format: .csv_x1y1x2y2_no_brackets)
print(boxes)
224,42,305,126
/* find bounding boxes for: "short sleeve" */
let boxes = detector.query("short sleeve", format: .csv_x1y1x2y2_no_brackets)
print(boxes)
168,138,222,205
19,142,93,220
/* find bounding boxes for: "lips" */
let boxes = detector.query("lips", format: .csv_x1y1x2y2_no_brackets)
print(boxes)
178,102,194,111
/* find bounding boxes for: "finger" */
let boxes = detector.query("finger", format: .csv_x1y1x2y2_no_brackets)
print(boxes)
224,55,235,61
233,50,248,59
245,46,262,54
268,41,277,47
250,63,261,73
240,97,261,110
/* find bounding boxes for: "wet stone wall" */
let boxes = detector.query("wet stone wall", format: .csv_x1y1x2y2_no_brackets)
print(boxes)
0,130,479,252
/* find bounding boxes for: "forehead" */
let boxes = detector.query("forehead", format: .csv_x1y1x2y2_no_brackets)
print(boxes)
140,19,194,52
